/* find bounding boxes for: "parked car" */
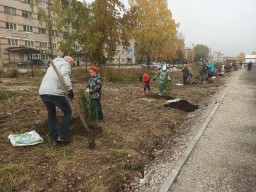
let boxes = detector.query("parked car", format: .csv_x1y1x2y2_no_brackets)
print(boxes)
17,59,44,68
142,62,163,70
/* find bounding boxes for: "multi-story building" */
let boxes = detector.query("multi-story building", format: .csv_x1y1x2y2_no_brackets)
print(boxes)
210,51,224,62
0,0,136,68
111,39,136,65
0,0,61,68
245,55,256,63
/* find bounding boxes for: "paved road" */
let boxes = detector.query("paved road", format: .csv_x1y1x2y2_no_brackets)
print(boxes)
169,68,256,192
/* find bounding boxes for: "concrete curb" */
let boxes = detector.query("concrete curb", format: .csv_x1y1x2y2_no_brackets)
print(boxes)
157,73,237,192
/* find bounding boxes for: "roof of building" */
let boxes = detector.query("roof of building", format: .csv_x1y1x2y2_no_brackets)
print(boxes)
5,47,41,53
245,55,256,59
223,57,237,60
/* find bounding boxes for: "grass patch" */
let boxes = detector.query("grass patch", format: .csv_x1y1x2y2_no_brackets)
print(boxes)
0,163,27,191
0,90,18,102
104,128,124,148
1,68,19,78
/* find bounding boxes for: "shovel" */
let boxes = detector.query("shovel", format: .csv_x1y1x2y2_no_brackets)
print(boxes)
49,59,96,149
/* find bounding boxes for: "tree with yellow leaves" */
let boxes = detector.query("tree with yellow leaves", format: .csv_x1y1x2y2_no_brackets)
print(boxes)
32,0,128,65
237,52,245,63
127,0,176,68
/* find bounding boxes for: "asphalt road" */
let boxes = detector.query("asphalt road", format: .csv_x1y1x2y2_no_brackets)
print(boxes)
169,67,256,192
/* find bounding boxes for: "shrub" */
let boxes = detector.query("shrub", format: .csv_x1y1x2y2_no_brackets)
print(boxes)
2,68,19,78
78,89,97,125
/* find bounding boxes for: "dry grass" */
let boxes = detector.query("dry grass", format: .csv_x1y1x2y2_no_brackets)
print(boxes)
0,65,230,191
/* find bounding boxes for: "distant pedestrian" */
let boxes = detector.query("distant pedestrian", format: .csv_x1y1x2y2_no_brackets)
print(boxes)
208,60,215,83
86,66,103,122
221,62,225,75
240,62,243,69
182,64,190,85
139,73,151,96
199,60,208,83
188,64,193,83
248,61,253,71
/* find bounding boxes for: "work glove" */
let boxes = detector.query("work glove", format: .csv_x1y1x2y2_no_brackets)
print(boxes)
67,89,74,99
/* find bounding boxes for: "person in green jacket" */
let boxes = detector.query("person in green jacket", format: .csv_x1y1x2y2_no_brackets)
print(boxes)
153,64,171,96
199,60,208,83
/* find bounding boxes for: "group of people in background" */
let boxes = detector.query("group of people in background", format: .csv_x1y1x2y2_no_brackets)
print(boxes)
39,55,253,146
139,63,171,96
182,59,216,85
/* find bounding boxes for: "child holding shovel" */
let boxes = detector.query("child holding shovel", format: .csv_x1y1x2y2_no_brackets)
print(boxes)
86,66,103,122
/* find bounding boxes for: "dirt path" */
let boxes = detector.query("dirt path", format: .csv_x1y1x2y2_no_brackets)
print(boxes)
168,68,256,192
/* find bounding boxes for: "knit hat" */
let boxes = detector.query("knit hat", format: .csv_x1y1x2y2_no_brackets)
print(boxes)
89,66,98,72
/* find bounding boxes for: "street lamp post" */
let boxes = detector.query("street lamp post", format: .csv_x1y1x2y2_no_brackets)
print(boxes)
191,43,194,64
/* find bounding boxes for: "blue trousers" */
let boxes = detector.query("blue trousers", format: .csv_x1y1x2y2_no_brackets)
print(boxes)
40,95,72,141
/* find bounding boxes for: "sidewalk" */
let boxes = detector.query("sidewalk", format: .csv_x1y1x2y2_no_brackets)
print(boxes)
169,68,256,192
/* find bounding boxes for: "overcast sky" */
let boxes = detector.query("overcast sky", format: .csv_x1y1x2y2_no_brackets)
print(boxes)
83,0,256,56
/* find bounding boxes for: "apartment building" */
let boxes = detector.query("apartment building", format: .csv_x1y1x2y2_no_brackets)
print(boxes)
0,0,61,68
0,0,136,68
111,39,136,65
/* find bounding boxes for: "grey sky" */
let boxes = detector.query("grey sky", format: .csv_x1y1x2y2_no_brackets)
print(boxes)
84,0,256,56
169,0,256,56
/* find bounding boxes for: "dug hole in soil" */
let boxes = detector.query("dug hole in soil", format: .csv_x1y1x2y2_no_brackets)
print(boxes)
164,100,199,113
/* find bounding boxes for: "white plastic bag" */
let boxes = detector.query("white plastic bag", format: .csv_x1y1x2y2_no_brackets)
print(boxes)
8,130,44,146
166,98,181,104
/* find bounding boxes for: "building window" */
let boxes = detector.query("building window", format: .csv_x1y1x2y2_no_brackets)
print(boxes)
6,22,17,30
32,54,41,59
51,17,57,25
52,43,56,49
25,40,34,47
51,30,58,37
4,6,16,15
40,42,48,49
38,0,46,8
74,45,80,51
21,0,30,3
23,25,33,32
39,28,47,34
22,10,32,18
41,54,49,61
8,38,19,46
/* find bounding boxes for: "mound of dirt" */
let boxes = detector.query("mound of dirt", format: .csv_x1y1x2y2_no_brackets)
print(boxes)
164,100,199,112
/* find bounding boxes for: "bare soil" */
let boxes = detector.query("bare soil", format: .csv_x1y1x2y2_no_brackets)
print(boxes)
0,68,229,191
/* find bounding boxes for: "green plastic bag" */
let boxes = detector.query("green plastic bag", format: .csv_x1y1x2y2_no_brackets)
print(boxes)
8,130,44,146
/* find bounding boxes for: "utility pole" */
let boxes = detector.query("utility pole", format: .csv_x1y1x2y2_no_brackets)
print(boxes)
48,0,53,59
0,36,3,71
191,43,194,64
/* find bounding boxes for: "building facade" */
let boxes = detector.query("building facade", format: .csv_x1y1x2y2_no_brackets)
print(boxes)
245,55,256,63
0,0,136,68
111,39,136,65
0,0,62,68
211,51,224,62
